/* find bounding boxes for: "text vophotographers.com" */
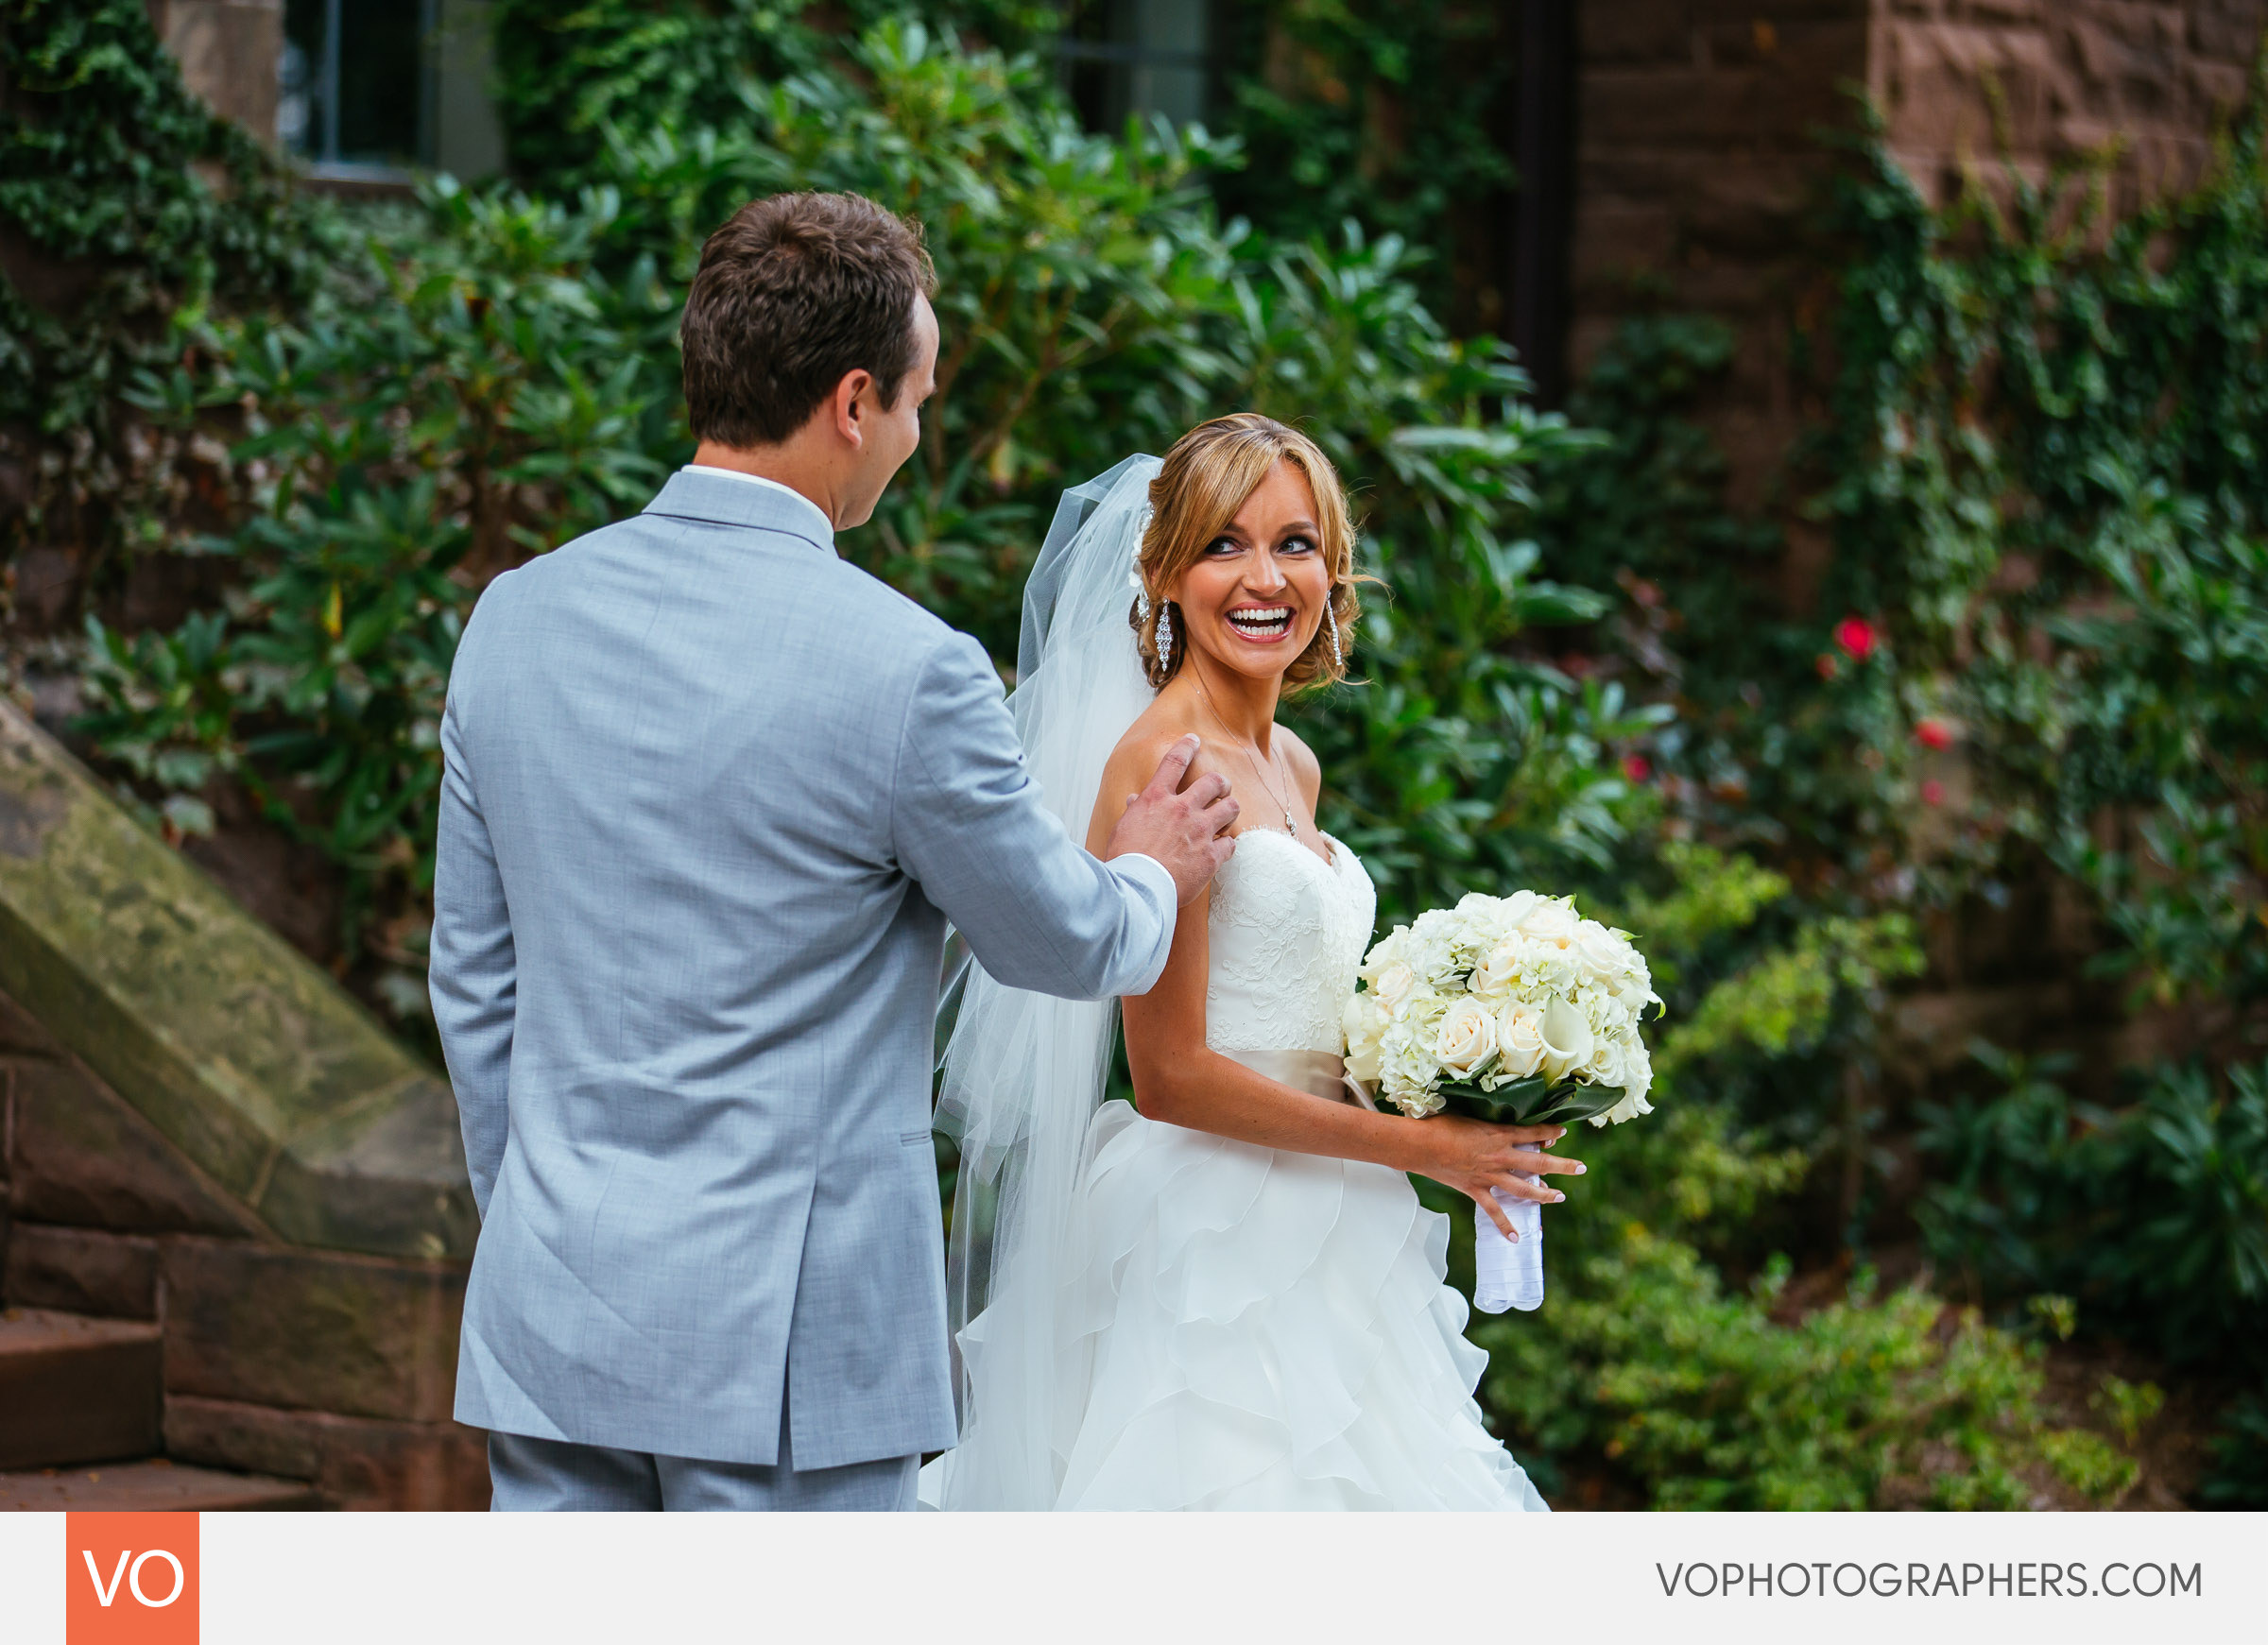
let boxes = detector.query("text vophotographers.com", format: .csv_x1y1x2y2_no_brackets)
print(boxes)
1657,1559,2204,1601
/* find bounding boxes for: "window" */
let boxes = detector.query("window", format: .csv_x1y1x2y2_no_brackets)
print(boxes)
279,0,504,180
1059,0,1213,133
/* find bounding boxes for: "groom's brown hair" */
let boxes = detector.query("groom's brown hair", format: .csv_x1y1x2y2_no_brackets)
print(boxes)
681,193,936,447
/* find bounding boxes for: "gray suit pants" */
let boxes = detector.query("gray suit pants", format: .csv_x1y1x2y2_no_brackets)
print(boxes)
487,1396,919,1511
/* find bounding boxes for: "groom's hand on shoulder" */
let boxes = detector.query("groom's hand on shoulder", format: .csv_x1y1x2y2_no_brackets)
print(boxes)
1107,733,1238,904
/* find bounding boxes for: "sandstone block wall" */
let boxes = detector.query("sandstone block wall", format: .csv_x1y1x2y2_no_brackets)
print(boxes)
1572,1,1872,522
1568,0,2267,552
0,704,484,1508
1871,0,2263,212
146,0,284,143
0,992,487,1508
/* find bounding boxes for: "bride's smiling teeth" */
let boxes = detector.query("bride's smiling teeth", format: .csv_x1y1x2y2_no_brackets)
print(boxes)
1225,605,1294,642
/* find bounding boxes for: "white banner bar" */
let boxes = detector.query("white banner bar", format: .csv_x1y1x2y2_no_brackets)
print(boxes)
5,1509,2262,1644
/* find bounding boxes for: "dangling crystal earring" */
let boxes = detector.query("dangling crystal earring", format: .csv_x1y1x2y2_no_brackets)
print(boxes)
1156,602,1174,667
1324,599,1343,668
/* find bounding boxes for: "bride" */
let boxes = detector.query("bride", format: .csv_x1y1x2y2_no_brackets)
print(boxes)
920,414,1579,1510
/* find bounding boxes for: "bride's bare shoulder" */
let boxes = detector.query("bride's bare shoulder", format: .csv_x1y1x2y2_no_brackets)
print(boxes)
1085,694,1214,850
1107,695,1207,779
1275,723,1323,809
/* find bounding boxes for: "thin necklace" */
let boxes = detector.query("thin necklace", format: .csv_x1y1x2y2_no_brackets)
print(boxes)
1192,668,1299,836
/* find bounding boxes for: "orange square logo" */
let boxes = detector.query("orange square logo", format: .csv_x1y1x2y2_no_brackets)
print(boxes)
65,1513,198,1644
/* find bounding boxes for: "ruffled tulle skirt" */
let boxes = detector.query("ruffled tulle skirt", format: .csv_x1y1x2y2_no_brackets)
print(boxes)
923,1099,1549,1511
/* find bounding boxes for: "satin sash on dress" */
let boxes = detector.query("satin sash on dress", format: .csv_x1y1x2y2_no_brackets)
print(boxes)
1221,1047,1380,1111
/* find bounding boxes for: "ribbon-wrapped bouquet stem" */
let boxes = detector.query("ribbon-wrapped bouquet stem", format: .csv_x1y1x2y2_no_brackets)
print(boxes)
1341,891,1662,1312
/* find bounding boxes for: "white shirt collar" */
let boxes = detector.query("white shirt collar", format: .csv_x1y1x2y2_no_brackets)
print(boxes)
681,464,834,543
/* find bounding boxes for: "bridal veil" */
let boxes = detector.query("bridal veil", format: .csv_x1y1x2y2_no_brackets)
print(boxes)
928,455,1162,1508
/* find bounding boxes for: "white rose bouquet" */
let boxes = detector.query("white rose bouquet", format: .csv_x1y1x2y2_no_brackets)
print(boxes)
1340,889,1662,1311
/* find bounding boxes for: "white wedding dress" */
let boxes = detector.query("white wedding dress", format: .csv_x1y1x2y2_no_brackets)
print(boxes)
924,823,1549,1511
919,454,1547,1511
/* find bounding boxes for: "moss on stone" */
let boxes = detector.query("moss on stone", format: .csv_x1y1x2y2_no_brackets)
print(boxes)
0,706,472,1258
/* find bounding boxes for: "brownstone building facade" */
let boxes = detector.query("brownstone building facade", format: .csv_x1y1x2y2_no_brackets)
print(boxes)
1570,0,2266,523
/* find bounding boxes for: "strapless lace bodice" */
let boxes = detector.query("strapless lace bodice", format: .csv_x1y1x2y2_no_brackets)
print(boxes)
1205,829,1377,1056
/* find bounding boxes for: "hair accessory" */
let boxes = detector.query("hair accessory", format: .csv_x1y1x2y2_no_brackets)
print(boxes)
1129,509,1157,634
1324,599,1343,669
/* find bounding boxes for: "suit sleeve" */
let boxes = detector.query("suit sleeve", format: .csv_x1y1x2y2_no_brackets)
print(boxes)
430,690,516,1217
891,630,1177,1000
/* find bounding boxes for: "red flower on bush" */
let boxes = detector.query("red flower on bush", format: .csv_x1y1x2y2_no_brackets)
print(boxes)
1833,617,1879,661
1623,754,1652,782
1921,780,1946,806
1915,718,1953,751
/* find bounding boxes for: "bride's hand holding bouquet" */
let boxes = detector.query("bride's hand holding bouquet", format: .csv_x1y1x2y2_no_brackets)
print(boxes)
1342,889,1663,1311
1403,1108,1578,1228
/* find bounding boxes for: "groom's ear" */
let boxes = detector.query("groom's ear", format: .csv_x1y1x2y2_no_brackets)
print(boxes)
831,368,878,449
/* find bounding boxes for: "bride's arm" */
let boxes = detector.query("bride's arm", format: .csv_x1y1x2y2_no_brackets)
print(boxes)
1087,730,1583,1236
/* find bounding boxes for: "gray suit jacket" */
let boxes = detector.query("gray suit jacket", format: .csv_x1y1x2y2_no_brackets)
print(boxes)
431,468,1176,1469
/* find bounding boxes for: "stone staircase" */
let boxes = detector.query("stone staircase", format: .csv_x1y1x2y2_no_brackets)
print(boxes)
0,702,487,1509
0,1307,317,1508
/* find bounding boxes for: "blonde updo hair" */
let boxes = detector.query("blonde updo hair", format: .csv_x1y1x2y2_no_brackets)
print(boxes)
1132,413,1363,693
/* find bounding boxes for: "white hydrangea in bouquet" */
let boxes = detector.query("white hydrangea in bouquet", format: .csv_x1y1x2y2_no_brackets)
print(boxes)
1340,889,1662,1312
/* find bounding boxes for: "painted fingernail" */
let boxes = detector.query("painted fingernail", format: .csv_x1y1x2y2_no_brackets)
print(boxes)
1549,1191,1566,1202
1573,1162,1587,1174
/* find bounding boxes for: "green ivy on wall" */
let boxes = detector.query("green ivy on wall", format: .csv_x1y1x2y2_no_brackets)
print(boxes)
1813,114,2268,1022
0,0,325,577
1812,112,2268,1498
1524,98,2268,1498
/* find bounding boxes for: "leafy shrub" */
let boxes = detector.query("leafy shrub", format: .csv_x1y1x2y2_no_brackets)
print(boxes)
1917,1047,2268,1371
77,182,678,985
72,14,1628,1001
1540,99,2268,1103
489,0,1063,203
1208,0,1515,310
490,0,1517,322
2202,1393,2268,1507
1476,1231,2115,1510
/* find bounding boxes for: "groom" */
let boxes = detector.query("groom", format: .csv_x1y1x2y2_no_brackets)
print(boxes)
430,191,1237,1511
